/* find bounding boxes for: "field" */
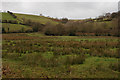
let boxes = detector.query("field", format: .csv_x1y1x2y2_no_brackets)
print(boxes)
1,11,120,78
1,23,33,33
2,33,120,78
15,13,59,25
2,13,17,21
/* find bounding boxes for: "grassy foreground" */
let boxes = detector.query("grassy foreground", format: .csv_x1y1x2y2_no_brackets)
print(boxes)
2,33,120,78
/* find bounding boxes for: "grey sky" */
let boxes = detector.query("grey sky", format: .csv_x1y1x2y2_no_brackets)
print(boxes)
1,0,118,19
2,0,119,2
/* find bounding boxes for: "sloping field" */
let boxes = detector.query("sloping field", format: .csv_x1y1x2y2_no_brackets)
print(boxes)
15,13,59,25
2,13,17,21
2,23,33,32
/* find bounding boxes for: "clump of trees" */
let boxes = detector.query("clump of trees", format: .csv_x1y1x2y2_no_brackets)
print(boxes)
61,18,68,24
43,17,118,36
22,18,45,32
43,22,65,36
42,11,119,36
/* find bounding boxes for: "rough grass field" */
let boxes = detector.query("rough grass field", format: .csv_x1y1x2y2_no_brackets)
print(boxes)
2,33,120,78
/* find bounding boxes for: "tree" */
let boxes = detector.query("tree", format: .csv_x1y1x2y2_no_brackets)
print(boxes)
32,22,44,32
44,22,55,36
25,19,32,26
8,27,9,33
55,23,64,36
40,14,43,16
111,12,117,18
105,13,111,18
2,27,5,33
61,18,68,24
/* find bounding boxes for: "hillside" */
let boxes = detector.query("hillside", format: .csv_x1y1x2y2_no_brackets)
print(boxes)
1,12,60,24
15,13,59,25
1,23,33,33
1,11,119,36
1,12,61,33
2,13,17,21
1,12,33,33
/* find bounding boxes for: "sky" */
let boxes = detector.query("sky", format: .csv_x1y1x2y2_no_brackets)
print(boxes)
1,0,119,19
1,0,120,2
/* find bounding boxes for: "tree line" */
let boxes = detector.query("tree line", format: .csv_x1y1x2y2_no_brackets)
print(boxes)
43,18,118,36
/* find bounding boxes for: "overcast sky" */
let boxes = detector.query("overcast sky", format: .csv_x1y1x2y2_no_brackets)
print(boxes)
1,0,120,2
1,0,119,19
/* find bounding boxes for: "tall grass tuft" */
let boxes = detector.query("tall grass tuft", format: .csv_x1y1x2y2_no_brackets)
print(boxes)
65,54,85,65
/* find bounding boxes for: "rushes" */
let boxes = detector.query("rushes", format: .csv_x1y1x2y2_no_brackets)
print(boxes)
2,34,119,68
3,37,118,58
65,54,85,65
